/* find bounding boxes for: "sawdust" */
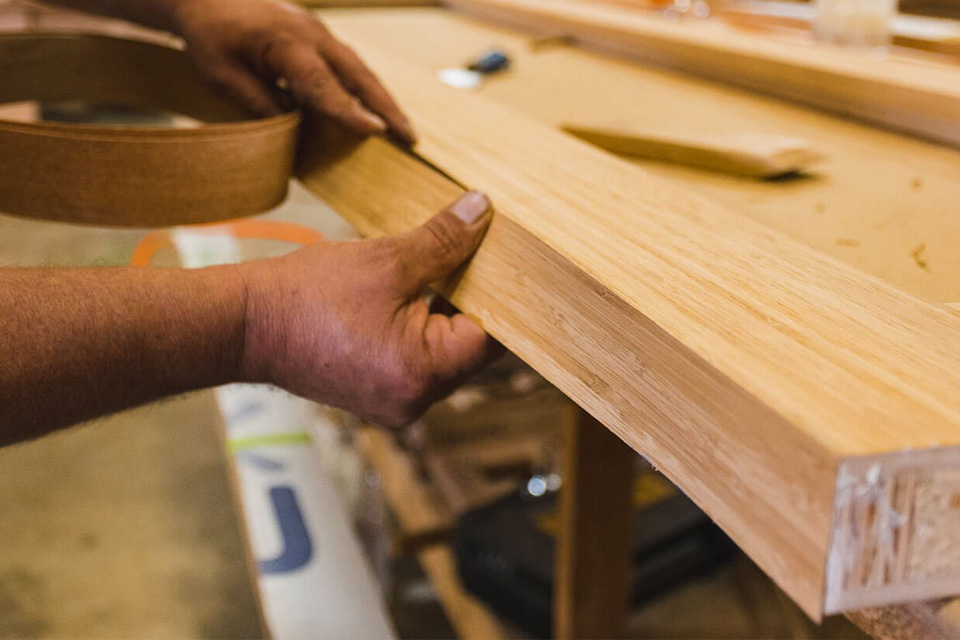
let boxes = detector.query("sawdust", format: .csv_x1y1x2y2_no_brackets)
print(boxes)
911,243,931,272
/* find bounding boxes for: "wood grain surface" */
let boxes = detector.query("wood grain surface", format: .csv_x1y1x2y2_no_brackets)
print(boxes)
324,8,960,304
295,42,960,617
444,0,960,149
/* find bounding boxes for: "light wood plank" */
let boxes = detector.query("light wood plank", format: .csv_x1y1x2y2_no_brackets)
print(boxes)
444,0,960,149
718,2,960,60
562,124,823,178
325,5,960,631
295,45,960,618
845,300,960,636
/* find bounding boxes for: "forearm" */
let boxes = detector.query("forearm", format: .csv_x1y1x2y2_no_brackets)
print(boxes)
0,266,247,445
38,0,191,34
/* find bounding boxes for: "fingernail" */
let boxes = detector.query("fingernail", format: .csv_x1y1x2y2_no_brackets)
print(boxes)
451,191,491,224
361,110,388,133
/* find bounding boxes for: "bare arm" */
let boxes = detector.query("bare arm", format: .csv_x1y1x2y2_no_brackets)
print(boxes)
0,265,245,445
0,194,498,446
40,0,416,142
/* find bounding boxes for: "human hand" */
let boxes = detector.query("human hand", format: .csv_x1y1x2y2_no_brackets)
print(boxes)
238,192,500,427
175,0,415,143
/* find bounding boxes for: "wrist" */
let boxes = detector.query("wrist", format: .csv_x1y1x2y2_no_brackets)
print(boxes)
233,260,282,386
185,263,253,387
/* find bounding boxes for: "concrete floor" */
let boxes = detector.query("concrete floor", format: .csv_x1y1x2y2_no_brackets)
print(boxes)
0,397,262,638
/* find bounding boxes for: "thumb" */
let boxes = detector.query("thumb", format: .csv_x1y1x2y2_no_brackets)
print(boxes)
395,191,492,294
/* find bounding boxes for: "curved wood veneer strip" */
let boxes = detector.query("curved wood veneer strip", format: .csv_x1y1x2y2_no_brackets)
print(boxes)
0,33,299,227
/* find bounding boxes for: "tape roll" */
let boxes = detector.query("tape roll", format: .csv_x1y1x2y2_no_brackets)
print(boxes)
0,33,300,227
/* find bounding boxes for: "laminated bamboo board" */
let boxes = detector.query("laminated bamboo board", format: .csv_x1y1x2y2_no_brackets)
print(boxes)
443,0,960,149
296,48,960,619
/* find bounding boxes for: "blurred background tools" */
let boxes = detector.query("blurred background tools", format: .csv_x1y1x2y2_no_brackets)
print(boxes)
439,48,512,89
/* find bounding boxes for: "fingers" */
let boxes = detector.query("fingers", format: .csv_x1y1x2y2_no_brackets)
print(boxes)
393,191,493,296
378,192,497,423
180,1,415,139
319,40,416,144
261,40,389,136
423,312,503,390
201,59,285,117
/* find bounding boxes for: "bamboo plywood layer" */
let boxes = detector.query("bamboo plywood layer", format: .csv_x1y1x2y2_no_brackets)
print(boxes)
296,47,960,619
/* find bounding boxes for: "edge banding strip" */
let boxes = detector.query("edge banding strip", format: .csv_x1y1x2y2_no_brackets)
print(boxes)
0,33,300,227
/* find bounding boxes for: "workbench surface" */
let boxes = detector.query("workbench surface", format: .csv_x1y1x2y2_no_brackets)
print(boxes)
322,7,960,304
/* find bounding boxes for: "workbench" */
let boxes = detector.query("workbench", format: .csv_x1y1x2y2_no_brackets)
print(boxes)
306,5,960,638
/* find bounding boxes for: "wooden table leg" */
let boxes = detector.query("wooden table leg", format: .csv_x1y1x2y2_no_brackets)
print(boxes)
554,410,636,639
